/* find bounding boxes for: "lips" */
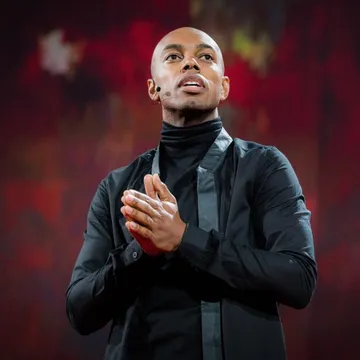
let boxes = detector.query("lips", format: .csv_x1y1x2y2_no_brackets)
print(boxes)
178,75,205,88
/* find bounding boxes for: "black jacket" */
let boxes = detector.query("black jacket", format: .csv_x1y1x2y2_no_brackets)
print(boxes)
66,128,317,360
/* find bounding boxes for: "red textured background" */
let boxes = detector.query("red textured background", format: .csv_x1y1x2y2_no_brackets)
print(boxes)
1,1,359,359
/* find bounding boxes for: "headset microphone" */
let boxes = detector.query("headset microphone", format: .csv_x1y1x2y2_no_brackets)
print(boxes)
156,86,161,92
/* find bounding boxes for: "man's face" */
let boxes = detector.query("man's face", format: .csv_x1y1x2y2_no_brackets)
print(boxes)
148,28,230,112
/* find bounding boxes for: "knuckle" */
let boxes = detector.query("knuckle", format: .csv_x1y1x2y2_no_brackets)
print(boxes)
146,203,153,213
152,210,162,221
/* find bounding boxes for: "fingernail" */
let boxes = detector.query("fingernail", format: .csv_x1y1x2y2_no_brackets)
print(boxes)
126,206,133,214
130,222,137,229
126,194,134,202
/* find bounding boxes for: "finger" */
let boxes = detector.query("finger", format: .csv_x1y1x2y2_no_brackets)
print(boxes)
125,194,160,217
123,205,155,227
121,197,135,221
144,174,158,200
120,206,132,222
126,221,153,240
153,174,176,203
124,191,160,211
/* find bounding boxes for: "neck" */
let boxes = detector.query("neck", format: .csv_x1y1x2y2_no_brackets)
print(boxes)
161,108,219,127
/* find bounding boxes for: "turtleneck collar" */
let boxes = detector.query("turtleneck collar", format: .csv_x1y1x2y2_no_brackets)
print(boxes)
160,118,222,149
158,117,223,197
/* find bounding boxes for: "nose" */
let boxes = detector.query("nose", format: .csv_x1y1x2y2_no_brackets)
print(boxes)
181,57,200,72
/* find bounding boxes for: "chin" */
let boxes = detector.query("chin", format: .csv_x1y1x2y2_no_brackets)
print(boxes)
165,97,216,115
178,98,209,110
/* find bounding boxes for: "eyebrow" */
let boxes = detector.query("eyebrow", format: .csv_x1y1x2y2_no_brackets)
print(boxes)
161,43,216,53
196,43,216,52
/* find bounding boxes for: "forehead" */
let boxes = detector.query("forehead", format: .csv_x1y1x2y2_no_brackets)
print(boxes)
155,30,219,60
158,29,219,52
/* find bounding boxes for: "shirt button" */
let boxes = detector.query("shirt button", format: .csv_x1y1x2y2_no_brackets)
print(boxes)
132,252,138,259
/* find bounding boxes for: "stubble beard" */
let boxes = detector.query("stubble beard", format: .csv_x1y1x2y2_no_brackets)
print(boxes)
162,97,218,127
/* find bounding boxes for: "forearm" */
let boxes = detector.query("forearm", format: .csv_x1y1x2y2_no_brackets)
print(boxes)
178,225,317,309
66,240,145,335
66,262,115,335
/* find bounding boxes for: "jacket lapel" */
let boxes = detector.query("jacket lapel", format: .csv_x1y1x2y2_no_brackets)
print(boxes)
198,128,232,360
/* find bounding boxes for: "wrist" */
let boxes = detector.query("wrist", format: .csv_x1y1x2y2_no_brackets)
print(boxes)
172,221,188,251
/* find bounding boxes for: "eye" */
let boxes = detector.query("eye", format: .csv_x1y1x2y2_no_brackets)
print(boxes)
165,53,182,61
199,53,214,61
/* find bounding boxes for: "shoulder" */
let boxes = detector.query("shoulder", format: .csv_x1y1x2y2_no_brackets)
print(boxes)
232,138,285,162
231,138,295,180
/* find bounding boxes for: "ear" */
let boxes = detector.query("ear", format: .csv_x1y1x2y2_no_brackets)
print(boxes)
220,76,230,101
147,78,160,103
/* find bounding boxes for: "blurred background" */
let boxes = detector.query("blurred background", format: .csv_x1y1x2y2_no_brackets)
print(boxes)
1,0,359,359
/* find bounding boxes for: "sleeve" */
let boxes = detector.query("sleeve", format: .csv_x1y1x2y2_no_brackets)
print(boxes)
177,147,317,309
65,179,150,335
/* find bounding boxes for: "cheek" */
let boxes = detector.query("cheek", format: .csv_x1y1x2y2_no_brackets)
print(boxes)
158,67,179,84
208,80,223,97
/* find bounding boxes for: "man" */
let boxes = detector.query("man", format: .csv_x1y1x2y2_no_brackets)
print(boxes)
66,27,317,360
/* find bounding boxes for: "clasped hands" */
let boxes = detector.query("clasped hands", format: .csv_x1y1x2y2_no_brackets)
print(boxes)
120,174,186,256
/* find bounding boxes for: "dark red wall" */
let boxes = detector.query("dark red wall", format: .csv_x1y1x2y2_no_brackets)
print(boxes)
1,1,359,359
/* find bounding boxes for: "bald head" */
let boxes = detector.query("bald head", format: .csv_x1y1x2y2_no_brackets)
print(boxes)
150,27,225,77
147,26,230,118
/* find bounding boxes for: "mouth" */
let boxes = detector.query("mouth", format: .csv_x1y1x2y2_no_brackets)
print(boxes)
178,75,206,93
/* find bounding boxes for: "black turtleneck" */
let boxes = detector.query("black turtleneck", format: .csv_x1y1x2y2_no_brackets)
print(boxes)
159,118,222,225
141,118,222,360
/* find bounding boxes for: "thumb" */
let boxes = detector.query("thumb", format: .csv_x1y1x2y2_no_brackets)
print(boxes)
153,174,175,203
144,174,157,199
